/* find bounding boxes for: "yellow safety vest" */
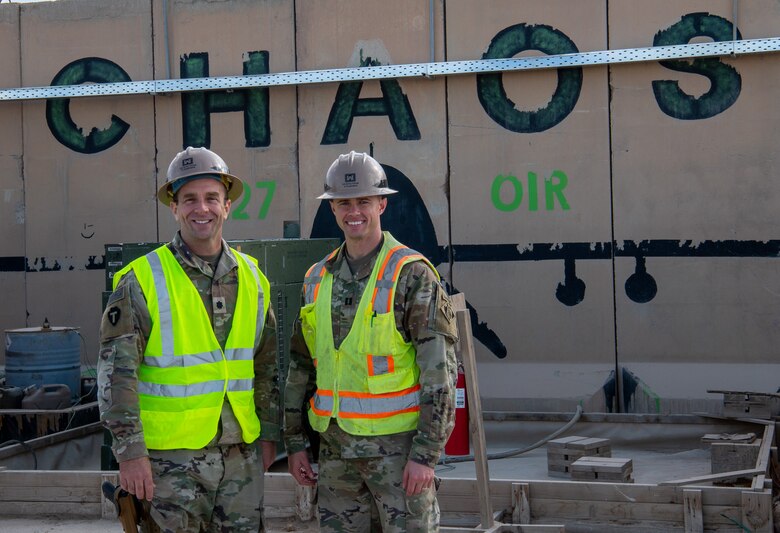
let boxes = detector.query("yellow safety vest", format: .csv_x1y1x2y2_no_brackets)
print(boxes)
114,245,270,450
300,232,439,436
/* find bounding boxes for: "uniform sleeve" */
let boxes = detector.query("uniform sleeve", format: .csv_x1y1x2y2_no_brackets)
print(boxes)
96,271,151,463
254,304,281,441
282,291,317,455
397,262,459,468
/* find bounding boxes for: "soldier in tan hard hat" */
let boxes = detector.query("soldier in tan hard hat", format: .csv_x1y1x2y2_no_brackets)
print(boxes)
284,151,459,532
98,146,280,532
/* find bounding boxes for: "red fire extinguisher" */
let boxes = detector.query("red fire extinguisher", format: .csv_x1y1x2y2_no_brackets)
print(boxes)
445,363,469,456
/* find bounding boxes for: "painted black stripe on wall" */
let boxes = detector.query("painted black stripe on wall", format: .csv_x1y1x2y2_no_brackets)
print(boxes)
2,240,779,272
0,257,25,272
0,256,106,272
445,239,780,262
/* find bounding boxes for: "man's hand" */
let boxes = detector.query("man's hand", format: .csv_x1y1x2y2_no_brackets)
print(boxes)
288,450,317,487
119,456,155,501
260,440,277,472
402,460,434,496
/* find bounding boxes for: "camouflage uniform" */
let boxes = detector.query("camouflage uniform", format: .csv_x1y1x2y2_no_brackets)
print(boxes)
97,232,280,533
284,236,458,533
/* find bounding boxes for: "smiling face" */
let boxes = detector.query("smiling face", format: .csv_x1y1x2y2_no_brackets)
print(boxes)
170,177,231,256
330,195,387,257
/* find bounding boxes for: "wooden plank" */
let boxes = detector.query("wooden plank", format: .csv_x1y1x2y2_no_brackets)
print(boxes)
441,512,483,528
751,423,774,490
0,402,101,415
707,390,780,398
546,436,589,449
547,451,611,463
0,469,107,488
658,468,763,486
701,432,756,444
489,411,745,425
741,490,772,532
1,470,766,530
0,421,102,459
570,457,632,474
736,417,774,426
530,498,743,525
724,401,772,419
570,456,633,483
262,472,299,509
516,524,566,533
433,477,746,509
452,293,493,529
0,501,103,517
710,441,760,474
439,524,566,533
566,437,610,451
683,489,702,533
511,482,530,524
271,475,773,530
570,472,633,483
101,472,119,520
0,485,101,502
295,484,316,522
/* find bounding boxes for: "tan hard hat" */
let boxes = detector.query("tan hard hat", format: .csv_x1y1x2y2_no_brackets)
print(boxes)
157,146,244,206
317,151,397,200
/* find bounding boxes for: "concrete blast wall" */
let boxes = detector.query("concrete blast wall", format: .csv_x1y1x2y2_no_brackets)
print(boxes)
1,0,779,411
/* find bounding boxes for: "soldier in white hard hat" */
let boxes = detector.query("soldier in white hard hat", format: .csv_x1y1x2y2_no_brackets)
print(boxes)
284,151,459,532
98,147,279,532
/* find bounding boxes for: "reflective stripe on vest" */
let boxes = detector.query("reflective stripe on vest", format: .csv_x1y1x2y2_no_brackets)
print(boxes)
371,246,429,314
113,245,270,449
303,248,338,304
303,244,430,313
338,384,421,418
302,232,440,436
236,250,268,349
309,389,334,416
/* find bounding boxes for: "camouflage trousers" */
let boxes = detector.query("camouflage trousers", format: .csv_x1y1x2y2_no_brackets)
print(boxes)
317,438,440,533
147,442,265,533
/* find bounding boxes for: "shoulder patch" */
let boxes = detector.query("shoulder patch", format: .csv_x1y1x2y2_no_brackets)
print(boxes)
100,286,135,340
106,285,126,306
430,283,458,342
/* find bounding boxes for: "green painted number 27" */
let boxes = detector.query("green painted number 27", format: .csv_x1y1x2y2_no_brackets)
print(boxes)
232,181,276,220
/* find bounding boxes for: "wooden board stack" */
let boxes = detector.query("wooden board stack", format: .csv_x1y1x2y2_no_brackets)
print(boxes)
546,436,611,477
570,456,634,483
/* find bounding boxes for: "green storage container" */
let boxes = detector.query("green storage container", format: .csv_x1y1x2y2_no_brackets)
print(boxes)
103,244,123,290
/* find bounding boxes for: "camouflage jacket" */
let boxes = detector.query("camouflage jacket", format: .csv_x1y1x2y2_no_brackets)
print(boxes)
284,237,458,468
97,232,280,463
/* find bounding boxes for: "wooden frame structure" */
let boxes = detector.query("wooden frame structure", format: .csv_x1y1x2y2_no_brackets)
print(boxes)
0,300,774,531
0,468,773,531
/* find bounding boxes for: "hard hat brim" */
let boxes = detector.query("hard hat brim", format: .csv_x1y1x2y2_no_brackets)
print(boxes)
157,173,244,206
316,187,398,200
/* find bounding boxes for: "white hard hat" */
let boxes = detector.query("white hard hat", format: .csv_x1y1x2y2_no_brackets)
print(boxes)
317,151,397,200
157,146,243,206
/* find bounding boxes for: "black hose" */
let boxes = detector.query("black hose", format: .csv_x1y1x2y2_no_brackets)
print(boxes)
439,405,583,465
0,439,38,470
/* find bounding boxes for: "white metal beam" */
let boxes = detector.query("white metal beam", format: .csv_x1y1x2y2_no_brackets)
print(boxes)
1,37,779,101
